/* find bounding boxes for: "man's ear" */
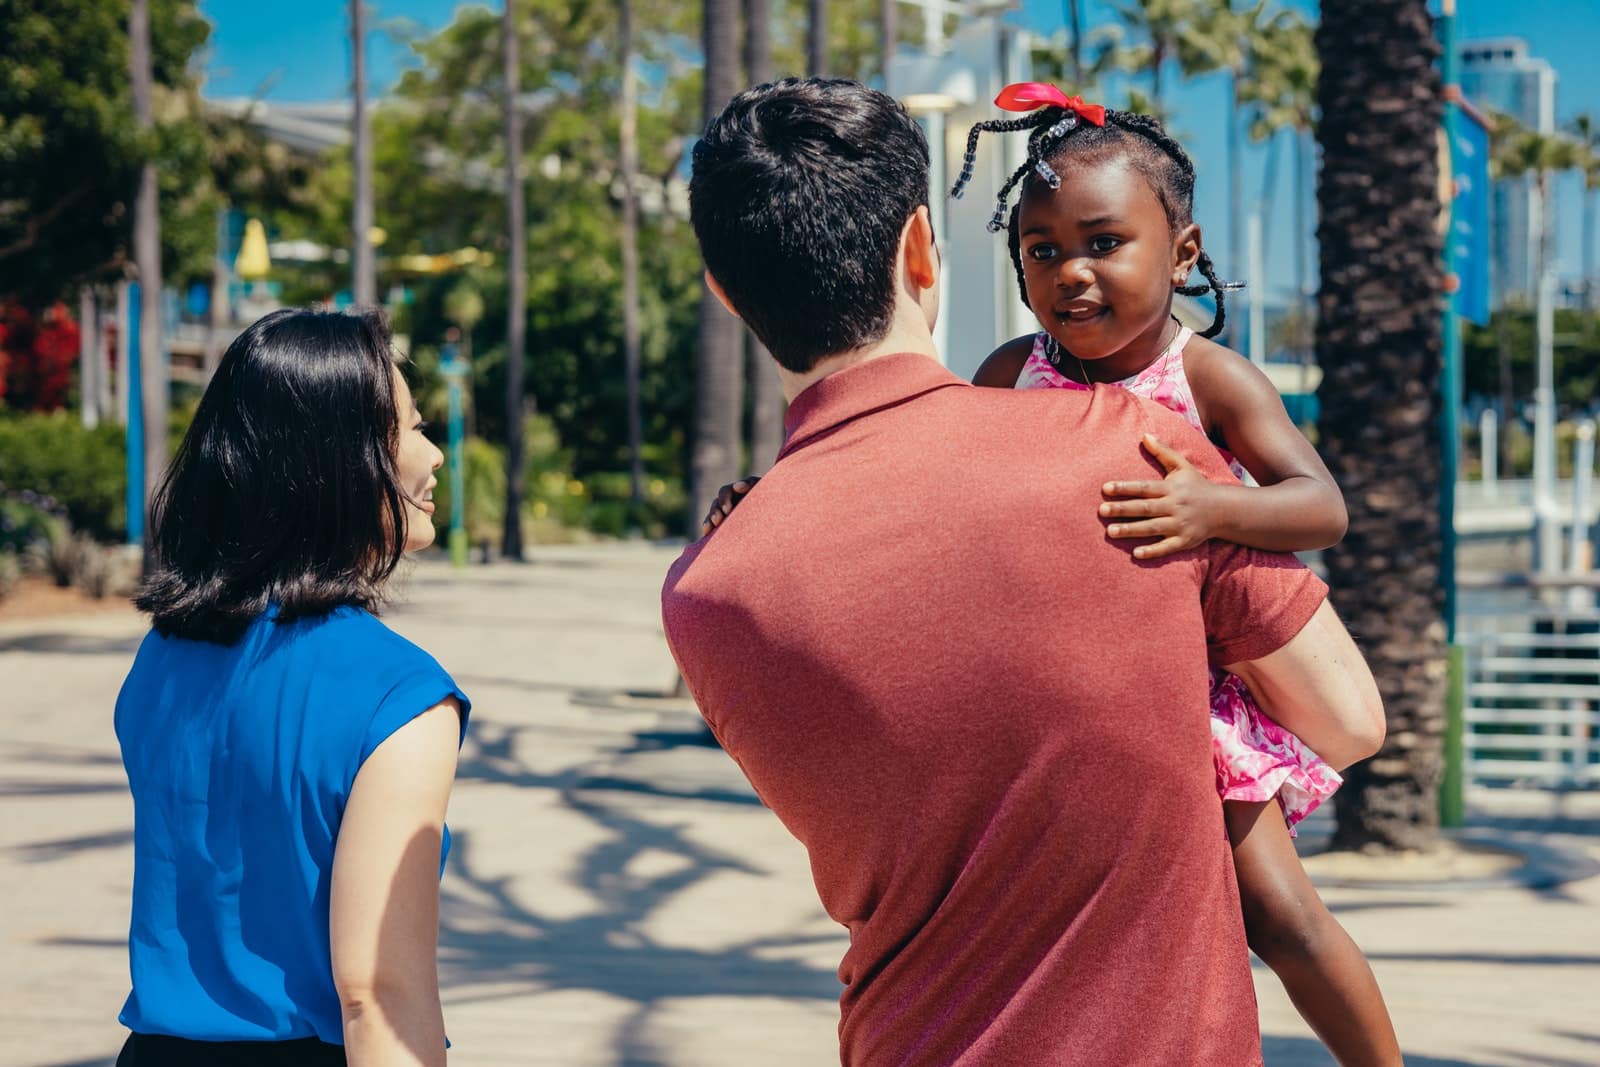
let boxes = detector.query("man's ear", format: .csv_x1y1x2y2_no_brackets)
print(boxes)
704,270,743,322
903,205,939,292
1172,223,1202,286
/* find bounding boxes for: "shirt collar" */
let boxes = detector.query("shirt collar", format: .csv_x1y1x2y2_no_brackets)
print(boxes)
779,353,970,459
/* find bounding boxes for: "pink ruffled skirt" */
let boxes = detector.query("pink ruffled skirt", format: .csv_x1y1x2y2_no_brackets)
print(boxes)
1210,669,1341,831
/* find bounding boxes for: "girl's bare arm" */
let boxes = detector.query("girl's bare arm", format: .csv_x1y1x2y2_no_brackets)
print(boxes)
1184,341,1347,552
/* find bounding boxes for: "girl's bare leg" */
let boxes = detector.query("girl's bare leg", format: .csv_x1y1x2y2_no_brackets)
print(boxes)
1225,799,1403,1067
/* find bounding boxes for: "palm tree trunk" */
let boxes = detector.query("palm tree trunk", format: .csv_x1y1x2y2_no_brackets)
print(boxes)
879,0,896,92
1295,127,1310,316
502,0,528,559
689,0,746,534
1228,72,1243,346
745,0,783,474
350,0,376,305
619,0,645,509
1583,185,1595,311
79,288,98,428
129,0,165,568
1496,311,1515,476
1316,0,1447,853
1067,0,1083,85
809,0,826,75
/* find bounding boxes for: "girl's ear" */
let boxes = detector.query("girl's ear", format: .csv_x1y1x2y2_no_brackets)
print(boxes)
1171,222,1202,286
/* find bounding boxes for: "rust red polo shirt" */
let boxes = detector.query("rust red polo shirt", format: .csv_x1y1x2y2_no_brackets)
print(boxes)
662,353,1326,1066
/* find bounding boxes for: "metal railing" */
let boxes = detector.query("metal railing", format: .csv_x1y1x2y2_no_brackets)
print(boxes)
1459,574,1600,790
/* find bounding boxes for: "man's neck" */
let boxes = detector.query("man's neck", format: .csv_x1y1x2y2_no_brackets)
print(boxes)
779,320,941,403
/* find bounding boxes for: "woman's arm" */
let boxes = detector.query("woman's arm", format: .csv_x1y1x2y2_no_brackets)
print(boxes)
1185,343,1347,552
331,698,463,1067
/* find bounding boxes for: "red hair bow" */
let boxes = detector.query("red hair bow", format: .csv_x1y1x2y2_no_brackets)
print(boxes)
994,82,1106,126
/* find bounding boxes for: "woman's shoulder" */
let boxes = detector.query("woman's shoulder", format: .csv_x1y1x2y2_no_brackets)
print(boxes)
321,605,443,659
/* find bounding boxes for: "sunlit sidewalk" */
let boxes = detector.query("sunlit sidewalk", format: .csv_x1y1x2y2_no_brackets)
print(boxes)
3,546,1598,1066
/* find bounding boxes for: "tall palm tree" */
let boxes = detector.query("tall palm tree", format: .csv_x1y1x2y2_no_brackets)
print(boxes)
502,0,528,559
1097,0,1199,112
1316,0,1447,852
744,0,784,474
619,0,645,507
350,0,376,305
881,0,896,92
1179,0,1270,343
1491,116,1583,311
1242,9,1317,326
1569,113,1598,310
1064,0,1083,85
1491,116,1583,567
809,0,827,76
688,0,745,534
129,0,165,565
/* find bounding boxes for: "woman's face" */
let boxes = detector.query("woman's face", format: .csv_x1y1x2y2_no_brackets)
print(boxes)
392,368,444,553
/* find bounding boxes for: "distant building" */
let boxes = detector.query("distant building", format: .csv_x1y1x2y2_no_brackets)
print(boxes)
1459,38,1557,308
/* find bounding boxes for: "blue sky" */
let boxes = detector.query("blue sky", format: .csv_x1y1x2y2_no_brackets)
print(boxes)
198,0,1600,298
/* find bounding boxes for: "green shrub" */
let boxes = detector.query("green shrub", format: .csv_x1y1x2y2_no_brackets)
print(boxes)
580,470,686,538
0,490,68,557
431,434,507,548
0,414,124,540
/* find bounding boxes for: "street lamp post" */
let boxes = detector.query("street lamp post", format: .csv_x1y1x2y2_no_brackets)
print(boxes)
440,334,469,569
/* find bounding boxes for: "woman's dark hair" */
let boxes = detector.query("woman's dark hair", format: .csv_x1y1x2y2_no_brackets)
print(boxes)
689,78,930,374
952,105,1243,339
136,308,410,644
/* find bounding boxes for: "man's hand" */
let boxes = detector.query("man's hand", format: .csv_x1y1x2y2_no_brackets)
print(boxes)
1099,434,1223,559
700,477,759,536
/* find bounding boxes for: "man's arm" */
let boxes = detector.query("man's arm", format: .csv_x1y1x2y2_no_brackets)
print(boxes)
1223,601,1384,770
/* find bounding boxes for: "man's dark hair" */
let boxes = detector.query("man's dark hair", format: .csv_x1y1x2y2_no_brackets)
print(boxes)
954,106,1242,339
136,308,411,644
689,78,930,374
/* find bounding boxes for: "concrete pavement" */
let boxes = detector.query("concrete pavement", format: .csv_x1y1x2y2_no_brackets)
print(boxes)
3,544,1598,1066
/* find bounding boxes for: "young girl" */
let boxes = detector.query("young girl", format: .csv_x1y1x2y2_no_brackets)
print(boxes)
704,85,1402,1066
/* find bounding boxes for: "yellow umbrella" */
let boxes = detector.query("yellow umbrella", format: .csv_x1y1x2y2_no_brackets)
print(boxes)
235,218,272,280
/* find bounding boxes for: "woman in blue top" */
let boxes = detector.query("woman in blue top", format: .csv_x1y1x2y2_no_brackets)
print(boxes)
115,308,468,1066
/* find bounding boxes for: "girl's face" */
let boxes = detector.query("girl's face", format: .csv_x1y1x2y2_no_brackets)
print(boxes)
392,368,444,553
1016,155,1200,376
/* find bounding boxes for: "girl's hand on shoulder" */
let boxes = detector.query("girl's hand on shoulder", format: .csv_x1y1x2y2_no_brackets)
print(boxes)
701,478,759,536
1099,434,1221,560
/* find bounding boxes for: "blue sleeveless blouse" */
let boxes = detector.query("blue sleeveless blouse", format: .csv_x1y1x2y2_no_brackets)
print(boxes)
114,604,470,1043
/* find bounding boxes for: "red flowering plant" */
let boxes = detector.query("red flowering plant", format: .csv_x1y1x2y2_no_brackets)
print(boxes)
0,301,79,411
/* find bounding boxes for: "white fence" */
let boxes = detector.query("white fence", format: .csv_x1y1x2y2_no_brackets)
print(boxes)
1460,583,1600,790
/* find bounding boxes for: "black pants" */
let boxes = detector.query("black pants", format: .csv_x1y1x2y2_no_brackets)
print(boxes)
117,1033,347,1066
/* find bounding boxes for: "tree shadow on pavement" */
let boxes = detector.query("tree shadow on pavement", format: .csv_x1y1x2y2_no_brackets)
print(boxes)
0,632,142,655
441,716,841,1066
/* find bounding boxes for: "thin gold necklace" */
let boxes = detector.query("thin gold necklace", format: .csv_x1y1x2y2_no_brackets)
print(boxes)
1075,316,1182,386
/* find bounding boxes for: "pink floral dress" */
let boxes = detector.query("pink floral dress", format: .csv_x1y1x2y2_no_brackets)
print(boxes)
1017,326,1341,829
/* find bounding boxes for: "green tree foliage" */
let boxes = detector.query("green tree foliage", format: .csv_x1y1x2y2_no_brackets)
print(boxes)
358,1,711,491
1465,310,1600,415
0,0,212,299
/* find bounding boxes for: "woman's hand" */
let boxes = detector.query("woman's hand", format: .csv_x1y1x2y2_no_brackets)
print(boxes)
700,477,759,536
1099,434,1222,560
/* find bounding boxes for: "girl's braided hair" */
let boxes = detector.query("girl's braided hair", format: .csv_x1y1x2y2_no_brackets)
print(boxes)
952,105,1243,339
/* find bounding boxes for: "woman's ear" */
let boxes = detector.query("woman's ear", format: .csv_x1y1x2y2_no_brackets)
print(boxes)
1172,222,1202,287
